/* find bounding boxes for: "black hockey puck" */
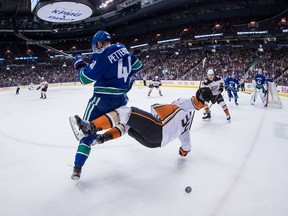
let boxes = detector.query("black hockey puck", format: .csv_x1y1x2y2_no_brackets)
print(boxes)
185,186,192,193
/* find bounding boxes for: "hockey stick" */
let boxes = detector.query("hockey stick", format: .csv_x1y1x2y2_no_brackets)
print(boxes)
246,54,260,72
191,57,207,76
242,91,253,94
11,17,73,58
190,57,207,124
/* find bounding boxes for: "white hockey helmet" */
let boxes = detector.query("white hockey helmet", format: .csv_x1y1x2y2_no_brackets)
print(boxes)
155,76,159,79
207,69,214,76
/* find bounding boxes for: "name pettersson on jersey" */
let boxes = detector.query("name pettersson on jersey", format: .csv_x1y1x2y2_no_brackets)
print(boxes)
108,48,129,64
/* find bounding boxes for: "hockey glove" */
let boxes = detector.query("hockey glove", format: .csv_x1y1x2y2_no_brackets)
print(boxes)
219,83,224,93
72,54,87,70
179,147,190,157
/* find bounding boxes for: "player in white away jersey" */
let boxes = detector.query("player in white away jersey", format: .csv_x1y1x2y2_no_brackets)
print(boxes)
148,76,163,96
69,87,213,169
202,69,231,121
36,77,48,99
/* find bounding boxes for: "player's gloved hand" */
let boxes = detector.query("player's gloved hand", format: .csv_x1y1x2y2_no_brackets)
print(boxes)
179,147,190,157
72,54,87,70
196,87,213,103
219,86,224,92
219,83,224,92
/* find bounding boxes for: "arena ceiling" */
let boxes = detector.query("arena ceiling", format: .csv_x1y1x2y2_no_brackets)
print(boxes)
0,0,287,40
0,0,286,17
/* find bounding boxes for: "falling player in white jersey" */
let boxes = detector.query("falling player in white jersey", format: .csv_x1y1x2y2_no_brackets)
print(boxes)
69,87,213,178
202,69,231,121
36,77,48,99
148,76,163,96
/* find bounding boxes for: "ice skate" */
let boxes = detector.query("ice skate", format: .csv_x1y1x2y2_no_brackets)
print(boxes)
69,115,97,140
71,166,82,181
202,112,211,120
226,114,231,121
92,133,112,145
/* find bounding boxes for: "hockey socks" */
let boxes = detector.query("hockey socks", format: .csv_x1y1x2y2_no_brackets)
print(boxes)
91,111,119,130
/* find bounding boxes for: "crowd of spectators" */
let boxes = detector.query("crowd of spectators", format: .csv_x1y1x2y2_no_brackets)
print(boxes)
0,64,77,88
1,12,288,88
1,47,287,88
139,47,288,84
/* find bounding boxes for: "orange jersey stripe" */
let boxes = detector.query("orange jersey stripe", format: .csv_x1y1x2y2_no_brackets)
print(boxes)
153,104,179,121
152,104,182,125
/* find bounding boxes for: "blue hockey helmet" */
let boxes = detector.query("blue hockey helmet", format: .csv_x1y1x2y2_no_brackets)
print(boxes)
91,30,112,52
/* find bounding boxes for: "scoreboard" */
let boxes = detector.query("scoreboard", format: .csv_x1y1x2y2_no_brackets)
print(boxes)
32,0,94,23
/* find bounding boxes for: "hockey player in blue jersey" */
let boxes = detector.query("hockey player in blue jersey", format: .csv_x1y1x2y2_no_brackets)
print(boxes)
71,30,143,180
225,74,240,105
250,70,267,106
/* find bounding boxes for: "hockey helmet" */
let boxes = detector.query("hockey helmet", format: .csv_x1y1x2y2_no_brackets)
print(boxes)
91,30,112,52
196,87,213,103
155,76,159,79
207,69,214,76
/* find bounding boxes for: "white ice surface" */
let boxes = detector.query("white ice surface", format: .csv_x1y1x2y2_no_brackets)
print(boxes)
0,85,288,216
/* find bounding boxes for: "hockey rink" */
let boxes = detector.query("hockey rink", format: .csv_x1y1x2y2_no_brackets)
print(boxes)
0,85,288,216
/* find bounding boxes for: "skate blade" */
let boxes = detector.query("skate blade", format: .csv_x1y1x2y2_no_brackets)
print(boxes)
202,118,211,121
73,179,79,186
69,116,84,141
71,175,80,186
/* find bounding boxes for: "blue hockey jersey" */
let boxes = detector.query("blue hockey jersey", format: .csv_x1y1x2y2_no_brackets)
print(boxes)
254,74,266,89
225,76,239,91
78,43,142,97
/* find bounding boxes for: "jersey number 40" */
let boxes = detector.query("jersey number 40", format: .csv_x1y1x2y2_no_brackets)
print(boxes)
118,56,131,83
